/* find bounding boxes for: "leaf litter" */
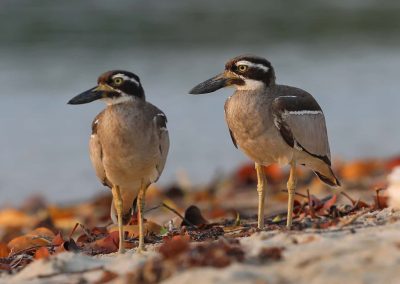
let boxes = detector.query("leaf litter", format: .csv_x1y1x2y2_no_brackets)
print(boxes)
0,156,398,283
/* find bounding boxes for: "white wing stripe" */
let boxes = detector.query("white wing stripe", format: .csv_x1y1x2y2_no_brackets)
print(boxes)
286,110,323,115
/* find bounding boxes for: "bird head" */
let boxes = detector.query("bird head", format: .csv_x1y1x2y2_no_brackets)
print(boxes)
189,55,275,94
68,70,145,105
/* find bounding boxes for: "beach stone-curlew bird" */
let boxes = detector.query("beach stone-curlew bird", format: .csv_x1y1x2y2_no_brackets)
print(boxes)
189,55,340,229
68,70,169,252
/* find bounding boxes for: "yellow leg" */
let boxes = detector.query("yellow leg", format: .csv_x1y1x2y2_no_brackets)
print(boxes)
112,186,125,254
255,163,267,229
286,160,297,228
137,182,146,253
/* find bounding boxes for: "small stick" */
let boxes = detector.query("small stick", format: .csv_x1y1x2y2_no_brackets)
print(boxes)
280,189,308,198
69,223,80,239
161,203,197,227
337,209,369,228
340,191,356,205
375,188,385,209
307,189,316,219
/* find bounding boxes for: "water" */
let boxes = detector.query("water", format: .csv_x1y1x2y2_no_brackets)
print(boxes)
1,0,400,204
0,43,399,205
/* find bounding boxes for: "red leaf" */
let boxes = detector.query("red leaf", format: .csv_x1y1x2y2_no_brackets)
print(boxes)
34,247,50,260
52,232,65,246
94,231,119,254
0,242,10,258
159,235,190,259
322,195,337,210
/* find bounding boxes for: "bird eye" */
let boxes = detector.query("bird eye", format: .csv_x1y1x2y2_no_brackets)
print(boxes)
237,65,248,72
113,77,123,85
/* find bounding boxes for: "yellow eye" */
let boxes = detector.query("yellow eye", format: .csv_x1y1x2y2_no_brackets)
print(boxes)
113,77,123,85
237,65,248,72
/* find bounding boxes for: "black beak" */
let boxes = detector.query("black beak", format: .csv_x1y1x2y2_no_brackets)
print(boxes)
189,73,230,95
68,84,117,105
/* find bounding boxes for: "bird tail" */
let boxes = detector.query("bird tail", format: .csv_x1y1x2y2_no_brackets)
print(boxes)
314,167,341,187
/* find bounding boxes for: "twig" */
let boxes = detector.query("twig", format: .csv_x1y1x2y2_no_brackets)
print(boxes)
161,203,197,227
375,188,386,209
144,204,163,213
280,189,308,198
9,245,54,258
69,223,79,239
36,266,104,279
307,189,316,219
337,209,369,228
340,191,356,205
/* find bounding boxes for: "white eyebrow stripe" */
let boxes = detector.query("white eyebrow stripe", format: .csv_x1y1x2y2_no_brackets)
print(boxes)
236,60,269,72
112,73,140,86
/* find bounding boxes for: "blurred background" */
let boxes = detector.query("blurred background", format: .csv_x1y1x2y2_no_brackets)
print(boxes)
0,0,399,205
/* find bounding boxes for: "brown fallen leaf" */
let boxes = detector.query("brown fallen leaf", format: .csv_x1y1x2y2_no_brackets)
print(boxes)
8,235,51,252
34,247,50,260
52,232,65,246
340,160,381,181
28,227,55,240
94,231,119,254
159,235,190,259
0,242,10,257
0,209,36,229
258,247,284,262
107,221,162,238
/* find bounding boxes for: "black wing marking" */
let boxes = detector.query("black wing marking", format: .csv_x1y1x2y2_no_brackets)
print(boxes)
272,94,331,166
228,128,238,148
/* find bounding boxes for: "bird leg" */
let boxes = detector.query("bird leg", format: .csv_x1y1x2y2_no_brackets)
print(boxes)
137,181,146,253
112,185,125,254
255,163,267,229
286,160,297,228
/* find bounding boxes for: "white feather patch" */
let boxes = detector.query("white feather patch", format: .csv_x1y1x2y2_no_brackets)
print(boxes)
236,79,265,91
102,95,133,105
112,73,140,86
235,60,269,72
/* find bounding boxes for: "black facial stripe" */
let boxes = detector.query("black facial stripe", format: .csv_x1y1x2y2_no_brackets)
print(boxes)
117,80,142,96
225,55,276,86
98,70,145,99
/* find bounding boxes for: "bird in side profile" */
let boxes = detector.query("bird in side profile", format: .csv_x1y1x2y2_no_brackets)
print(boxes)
68,70,169,253
189,55,340,229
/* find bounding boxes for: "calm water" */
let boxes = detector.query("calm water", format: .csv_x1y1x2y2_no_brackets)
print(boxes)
1,0,399,204
0,43,399,205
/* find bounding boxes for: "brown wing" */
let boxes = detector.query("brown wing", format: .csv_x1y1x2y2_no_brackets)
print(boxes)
272,92,331,165
89,111,111,187
151,112,170,183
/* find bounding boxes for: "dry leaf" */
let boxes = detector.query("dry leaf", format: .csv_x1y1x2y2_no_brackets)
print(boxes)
0,242,10,257
52,232,65,246
34,247,50,260
258,247,284,262
8,235,50,252
28,227,55,240
0,209,36,229
94,231,119,253
159,235,190,259
108,221,162,238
